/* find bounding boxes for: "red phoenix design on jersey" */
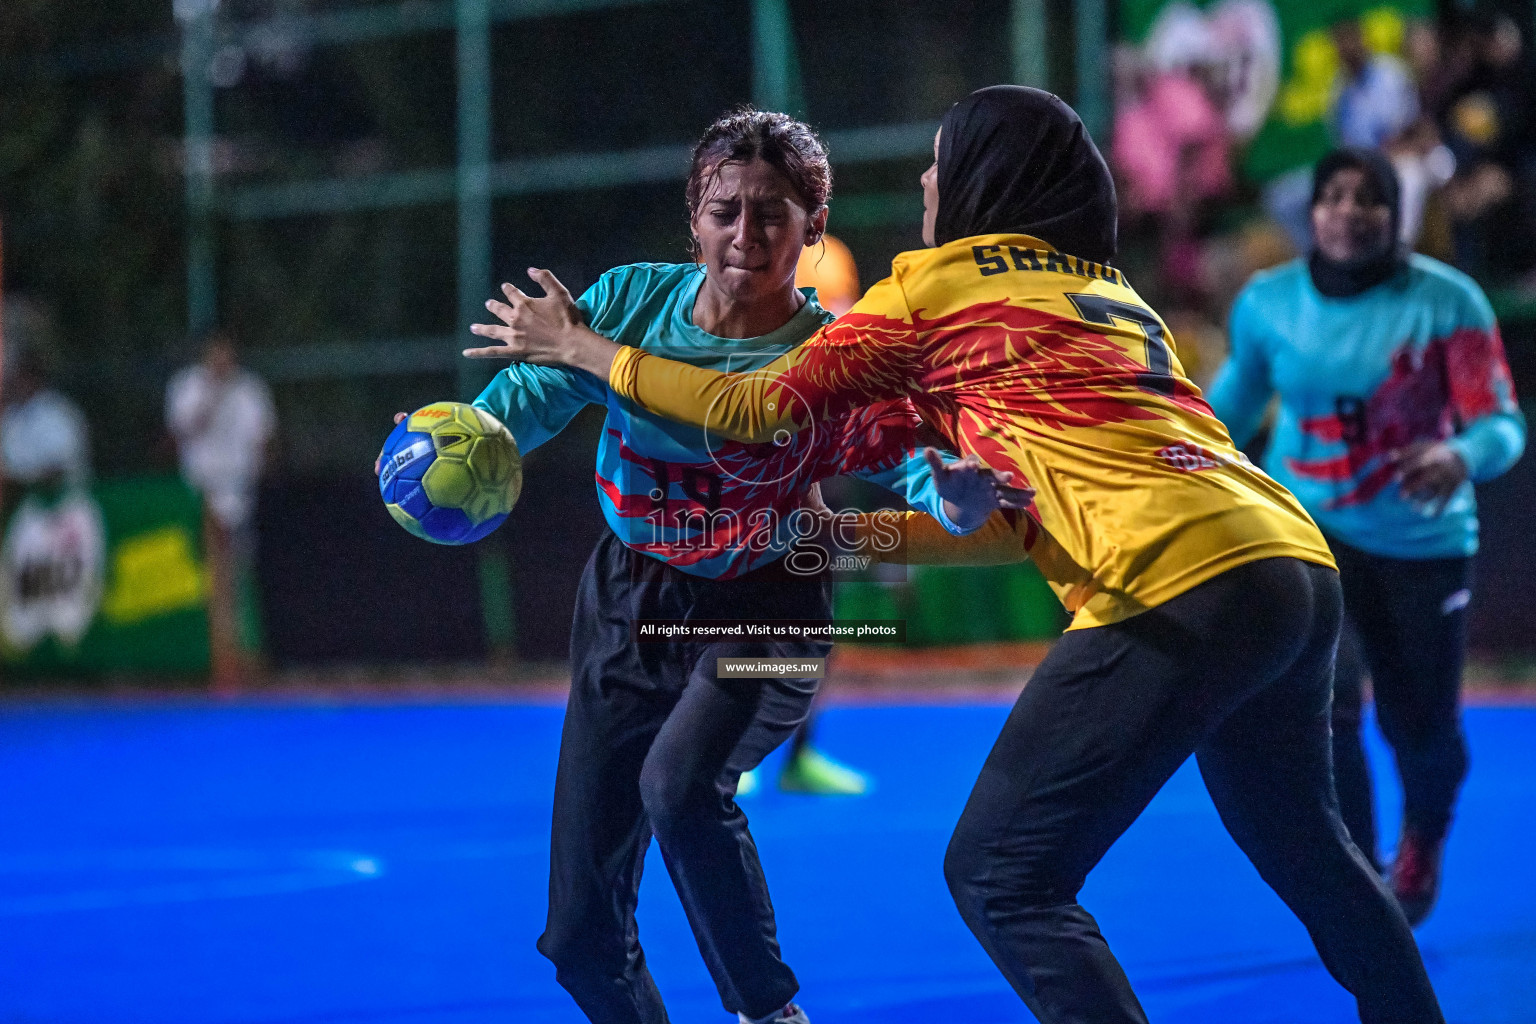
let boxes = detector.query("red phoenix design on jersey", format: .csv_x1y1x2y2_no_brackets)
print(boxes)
754,300,1224,501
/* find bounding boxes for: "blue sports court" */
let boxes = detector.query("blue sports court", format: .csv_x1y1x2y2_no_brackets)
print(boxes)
1,696,1530,1024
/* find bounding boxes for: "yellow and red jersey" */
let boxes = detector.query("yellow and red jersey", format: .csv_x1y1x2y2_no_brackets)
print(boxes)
611,232,1335,628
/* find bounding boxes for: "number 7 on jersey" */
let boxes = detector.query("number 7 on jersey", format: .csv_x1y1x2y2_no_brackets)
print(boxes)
1066,293,1177,396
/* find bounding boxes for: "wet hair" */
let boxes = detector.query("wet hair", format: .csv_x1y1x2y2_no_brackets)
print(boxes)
685,108,831,259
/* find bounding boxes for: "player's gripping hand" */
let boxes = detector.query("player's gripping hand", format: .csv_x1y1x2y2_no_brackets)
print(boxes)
465,268,622,380
926,449,1033,532
373,412,409,476
1393,440,1468,515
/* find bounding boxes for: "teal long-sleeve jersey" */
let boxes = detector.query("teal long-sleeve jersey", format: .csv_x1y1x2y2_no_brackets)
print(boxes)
1208,254,1524,558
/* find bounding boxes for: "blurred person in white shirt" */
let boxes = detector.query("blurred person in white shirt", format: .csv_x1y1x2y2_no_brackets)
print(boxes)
166,330,276,686
1,348,91,491
165,330,276,535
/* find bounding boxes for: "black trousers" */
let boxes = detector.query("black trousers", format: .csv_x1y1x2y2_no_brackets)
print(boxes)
537,533,832,1024
1328,537,1473,869
943,558,1442,1024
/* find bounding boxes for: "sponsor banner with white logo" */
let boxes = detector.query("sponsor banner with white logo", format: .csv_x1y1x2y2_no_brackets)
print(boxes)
1,476,210,676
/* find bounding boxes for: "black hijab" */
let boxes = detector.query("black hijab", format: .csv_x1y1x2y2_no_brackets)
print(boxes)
1307,147,1407,298
935,86,1118,262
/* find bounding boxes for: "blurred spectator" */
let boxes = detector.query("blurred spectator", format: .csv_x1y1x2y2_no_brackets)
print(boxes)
1270,16,1446,254
1112,44,1235,314
1435,11,1536,282
0,346,90,492
1386,119,1457,248
166,330,276,535
1404,17,1461,116
166,330,275,689
1332,16,1457,251
1114,69,1234,221
1331,18,1419,151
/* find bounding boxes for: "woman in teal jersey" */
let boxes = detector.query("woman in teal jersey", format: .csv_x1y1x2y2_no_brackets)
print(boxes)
459,109,1019,1024
1209,147,1525,925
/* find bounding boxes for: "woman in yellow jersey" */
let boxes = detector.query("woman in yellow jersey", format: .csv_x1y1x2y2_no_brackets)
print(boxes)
467,88,1442,1024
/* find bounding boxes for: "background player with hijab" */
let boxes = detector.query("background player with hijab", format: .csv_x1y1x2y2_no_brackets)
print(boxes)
458,109,1018,1024
1209,147,1524,924
468,86,1445,1024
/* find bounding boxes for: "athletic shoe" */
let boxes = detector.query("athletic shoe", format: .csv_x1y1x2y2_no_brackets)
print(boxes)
1391,828,1446,926
735,768,760,798
738,1002,810,1024
778,747,869,795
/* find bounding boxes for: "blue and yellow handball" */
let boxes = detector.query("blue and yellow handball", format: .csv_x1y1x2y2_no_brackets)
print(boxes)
378,402,523,544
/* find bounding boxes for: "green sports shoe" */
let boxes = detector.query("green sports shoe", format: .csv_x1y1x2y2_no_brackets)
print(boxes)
778,747,871,795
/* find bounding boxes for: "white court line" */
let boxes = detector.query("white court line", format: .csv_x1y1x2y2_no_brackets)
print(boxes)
0,848,384,917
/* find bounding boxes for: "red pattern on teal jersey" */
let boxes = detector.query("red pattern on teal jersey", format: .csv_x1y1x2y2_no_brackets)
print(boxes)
1285,328,1513,509
1446,325,1514,421
598,401,925,573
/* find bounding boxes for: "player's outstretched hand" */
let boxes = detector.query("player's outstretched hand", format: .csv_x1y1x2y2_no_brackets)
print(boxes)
926,449,1033,532
373,412,409,476
465,268,622,379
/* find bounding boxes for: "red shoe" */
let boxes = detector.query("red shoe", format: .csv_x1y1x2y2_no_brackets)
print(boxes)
738,1004,810,1024
1390,829,1446,927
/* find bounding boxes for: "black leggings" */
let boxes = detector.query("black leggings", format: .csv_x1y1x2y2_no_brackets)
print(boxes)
944,557,1442,1024
1328,537,1472,869
537,533,830,1024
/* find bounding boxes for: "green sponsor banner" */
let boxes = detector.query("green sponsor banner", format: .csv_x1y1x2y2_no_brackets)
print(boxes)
1,476,210,676
1118,0,1431,182
834,562,1066,646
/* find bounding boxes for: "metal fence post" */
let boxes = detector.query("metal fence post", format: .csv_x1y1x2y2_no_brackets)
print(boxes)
456,0,493,403
751,0,803,116
179,0,218,338
1074,0,1108,142
455,0,515,655
1012,0,1048,90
